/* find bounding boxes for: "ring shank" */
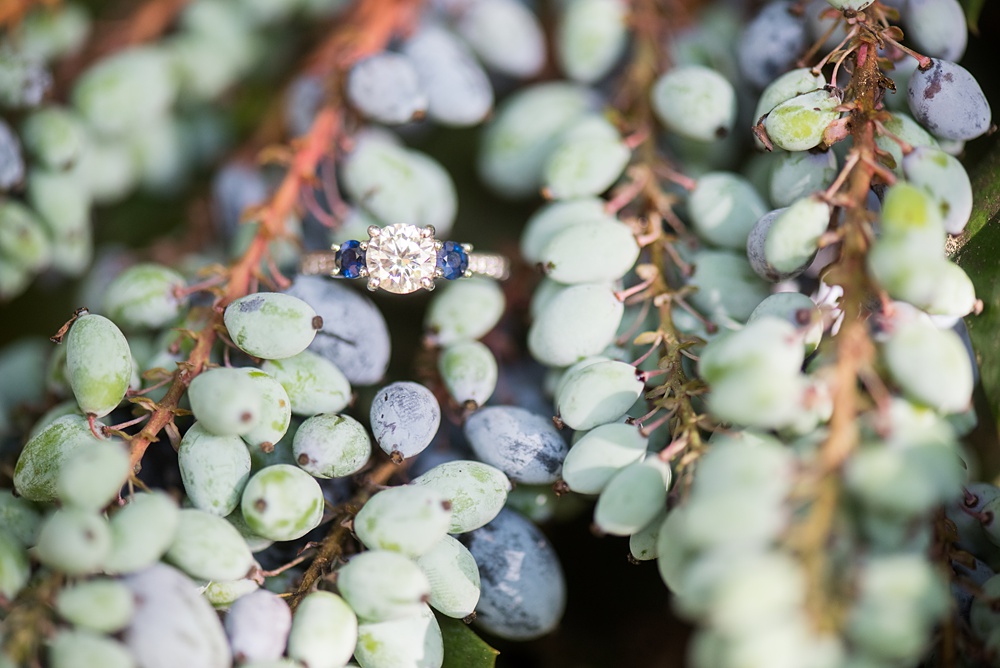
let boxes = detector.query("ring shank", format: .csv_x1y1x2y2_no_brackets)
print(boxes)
299,250,510,281
467,252,510,281
300,251,339,277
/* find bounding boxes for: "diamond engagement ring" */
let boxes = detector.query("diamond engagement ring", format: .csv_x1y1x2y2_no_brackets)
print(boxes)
299,223,511,294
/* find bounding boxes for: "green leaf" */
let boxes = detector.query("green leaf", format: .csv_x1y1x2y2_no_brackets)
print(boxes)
959,0,986,34
436,613,499,668
954,140,1000,435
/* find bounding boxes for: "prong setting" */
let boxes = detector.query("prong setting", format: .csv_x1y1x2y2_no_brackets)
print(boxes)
367,277,380,291
421,276,436,291
421,225,436,238
367,225,381,238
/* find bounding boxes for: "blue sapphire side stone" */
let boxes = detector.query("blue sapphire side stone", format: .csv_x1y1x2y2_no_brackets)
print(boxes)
336,240,366,279
437,241,469,280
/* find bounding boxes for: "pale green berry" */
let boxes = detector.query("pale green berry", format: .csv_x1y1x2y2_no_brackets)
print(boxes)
293,413,371,479
354,604,443,668
539,219,639,284
261,350,351,417
845,441,964,517
764,89,842,152
14,414,116,503
49,630,135,668
918,260,978,318
688,172,768,250
165,509,255,582
556,0,627,83
70,136,137,204
706,363,807,429
561,423,648,495
30,401,81,440
707,552,807,634
123,563,232,668
764,196,832,275
200,578,259,609
188,367,263,437
336,550,431,621
880,182,946,251
56,578,135,633
528,283,623,366
416,535,481,619
594,457,671,536
21,106,87,170
27,168,89,237
652,65,737,142
0,492,42,546
66,313,132,418
556,359,643,430
105,491,180,574
846,555,949,662
688,249,770,323
224,292,322,360
0,200,51,272
0,261,30,300
656,508,692,592
241,464,325,541
18,4,91,63
903,146,973,235
629,508,667,561
478,82,594,199
287,591,357,668
0,529,30,600
458,0,545,78
520,197,610,264
753,68,827,127
692,432,795,502
57,438,130,510
700,318,805,383
748,292,823,355
354,486,452,558
178,422,252,516
239,368,292,451
769,150,837,208
882,320,973,413
341,139,457,232
438,340,498,409
227,509,274,554
72,46,177,137
875,112,939,176
411,460,511,533
35,508,111,575
103,263,187,330
542,136,630,199
826,0,873,9
425,278,505,346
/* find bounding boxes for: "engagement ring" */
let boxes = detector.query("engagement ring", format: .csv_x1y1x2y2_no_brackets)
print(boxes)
300,223,510,294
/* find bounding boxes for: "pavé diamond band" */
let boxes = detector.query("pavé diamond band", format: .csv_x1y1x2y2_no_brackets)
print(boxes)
300,223,510,295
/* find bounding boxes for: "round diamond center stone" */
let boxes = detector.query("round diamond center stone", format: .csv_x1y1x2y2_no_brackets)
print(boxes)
365,224,437,294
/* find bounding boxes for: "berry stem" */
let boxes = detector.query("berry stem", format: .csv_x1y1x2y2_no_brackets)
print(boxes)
286,459,399,611
792,26,883,631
